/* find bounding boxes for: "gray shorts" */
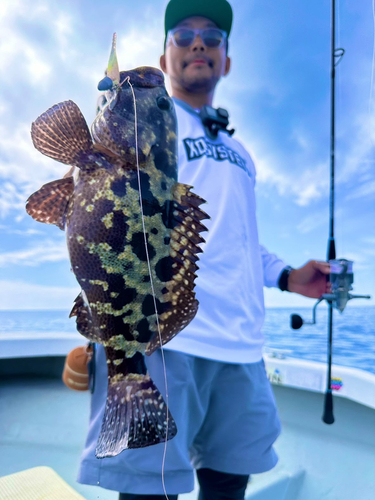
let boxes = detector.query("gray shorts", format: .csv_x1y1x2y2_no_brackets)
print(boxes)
77,346,281,495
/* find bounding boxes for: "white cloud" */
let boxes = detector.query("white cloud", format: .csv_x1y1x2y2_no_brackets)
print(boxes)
297,212,328,235
0,122,61,182
24,46,52,86
241,109,374,208
53,11,74,62
118,25,163,70
0,0,23,22
362,245,375,259
252,144,329,207
0,102,8,115
0,119,68,219
362,236,375,245
0,2,80,217
0,0,54,87
0,182,27,218
0,239,69,267
297,208,346,235
0,224,43,235
345,179,375,200
291,128,310,150
338,112,375,182
0,280,79,310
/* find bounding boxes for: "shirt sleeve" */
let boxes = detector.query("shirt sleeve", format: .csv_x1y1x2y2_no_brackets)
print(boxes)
260,244,289,288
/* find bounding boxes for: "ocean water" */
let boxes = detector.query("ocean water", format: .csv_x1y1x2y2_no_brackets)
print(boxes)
262,306,375,375
0,306,374,375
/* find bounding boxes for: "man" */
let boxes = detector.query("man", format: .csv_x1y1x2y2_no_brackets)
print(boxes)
78,1,331,498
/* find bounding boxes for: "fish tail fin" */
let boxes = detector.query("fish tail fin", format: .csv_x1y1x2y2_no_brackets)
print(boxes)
95,373,177,458
31,100,95,170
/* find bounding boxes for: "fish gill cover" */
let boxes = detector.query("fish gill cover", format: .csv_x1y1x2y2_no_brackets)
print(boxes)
25,33,209,458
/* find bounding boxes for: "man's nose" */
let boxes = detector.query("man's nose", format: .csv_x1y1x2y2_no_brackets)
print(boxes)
191,35,205,51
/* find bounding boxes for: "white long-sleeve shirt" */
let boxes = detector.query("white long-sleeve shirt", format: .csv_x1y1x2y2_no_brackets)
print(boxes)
164,100,287,363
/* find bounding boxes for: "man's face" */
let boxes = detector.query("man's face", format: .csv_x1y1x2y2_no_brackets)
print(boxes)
160,16,231,95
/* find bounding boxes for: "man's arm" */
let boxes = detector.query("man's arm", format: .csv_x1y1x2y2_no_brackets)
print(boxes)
260,245,331,298
259,245,288,288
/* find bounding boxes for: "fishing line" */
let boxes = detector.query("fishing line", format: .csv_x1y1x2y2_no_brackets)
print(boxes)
336,0,344,255
370,0,375,134
337,0,343,121
125,76,171,500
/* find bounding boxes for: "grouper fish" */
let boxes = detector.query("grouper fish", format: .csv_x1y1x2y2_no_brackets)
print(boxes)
26,34,209,458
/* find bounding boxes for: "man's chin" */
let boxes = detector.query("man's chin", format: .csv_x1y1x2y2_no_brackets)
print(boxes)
180,76,218,94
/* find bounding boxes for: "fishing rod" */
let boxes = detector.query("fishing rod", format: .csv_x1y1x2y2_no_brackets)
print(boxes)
290,0,370,424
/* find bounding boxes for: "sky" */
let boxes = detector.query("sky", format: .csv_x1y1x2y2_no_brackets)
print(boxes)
0,0,374,311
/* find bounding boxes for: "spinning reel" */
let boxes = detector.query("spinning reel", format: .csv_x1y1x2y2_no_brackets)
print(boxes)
290,259,371,330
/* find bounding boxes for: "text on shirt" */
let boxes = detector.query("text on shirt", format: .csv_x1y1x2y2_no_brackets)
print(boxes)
183,137,250,177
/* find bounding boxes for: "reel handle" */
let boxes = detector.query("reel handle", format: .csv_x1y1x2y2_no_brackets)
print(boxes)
290,314,303,330
290,298,322,330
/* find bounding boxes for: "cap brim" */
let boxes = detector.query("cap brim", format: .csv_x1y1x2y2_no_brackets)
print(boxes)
165,0,233,37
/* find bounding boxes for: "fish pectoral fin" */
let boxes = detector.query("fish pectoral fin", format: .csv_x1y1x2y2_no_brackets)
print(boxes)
146,183,210,355
31,100,95,170
69,293,101,343
95,373,177,458
25,177,74,230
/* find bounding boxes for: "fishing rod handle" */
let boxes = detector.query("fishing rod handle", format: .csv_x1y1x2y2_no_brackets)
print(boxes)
322,389,335,424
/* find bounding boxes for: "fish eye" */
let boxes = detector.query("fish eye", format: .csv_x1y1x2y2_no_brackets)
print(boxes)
157,96,172,111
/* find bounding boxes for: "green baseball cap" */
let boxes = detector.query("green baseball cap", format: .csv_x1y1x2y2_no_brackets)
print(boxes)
164,0,233,37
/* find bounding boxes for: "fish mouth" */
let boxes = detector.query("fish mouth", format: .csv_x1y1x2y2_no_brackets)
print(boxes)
119,67,165,88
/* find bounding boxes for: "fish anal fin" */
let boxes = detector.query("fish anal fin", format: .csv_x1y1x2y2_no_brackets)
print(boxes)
146,183,209,355
95,373,177,457
69,293,101,343
25,177,74,230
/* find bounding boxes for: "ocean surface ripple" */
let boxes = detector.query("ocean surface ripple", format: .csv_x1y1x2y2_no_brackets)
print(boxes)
0,306,374,375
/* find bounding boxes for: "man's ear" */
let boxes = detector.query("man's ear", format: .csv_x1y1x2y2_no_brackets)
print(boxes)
224,56,231,76
160,54,167,74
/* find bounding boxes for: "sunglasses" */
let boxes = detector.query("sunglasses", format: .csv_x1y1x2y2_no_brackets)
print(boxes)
167,28,227,49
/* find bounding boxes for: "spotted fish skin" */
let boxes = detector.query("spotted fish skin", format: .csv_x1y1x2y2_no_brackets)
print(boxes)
26,67,209,458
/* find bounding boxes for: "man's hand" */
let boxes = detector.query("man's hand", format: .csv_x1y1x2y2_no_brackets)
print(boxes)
288,260,331,298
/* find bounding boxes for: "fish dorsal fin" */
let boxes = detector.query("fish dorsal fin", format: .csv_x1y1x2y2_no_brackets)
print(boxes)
31,100,94,169
146,183,209,355
69,293,102,343
26,177,74,230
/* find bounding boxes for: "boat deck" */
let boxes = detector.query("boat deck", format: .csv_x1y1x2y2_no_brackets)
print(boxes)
1,357,374,500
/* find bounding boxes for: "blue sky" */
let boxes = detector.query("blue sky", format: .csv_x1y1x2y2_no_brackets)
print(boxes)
0,0,374,310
